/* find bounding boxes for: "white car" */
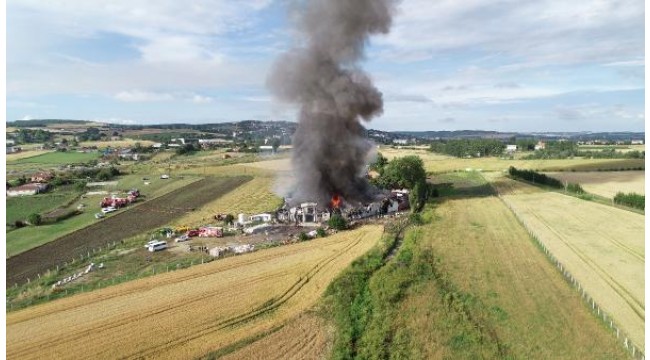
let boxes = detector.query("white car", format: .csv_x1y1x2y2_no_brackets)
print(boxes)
160,174,170,179
174,234,190,243
94,213,105,219
101,206,117,214
144,240,160,249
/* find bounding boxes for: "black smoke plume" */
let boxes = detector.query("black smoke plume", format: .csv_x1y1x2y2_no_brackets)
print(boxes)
268,0,397,206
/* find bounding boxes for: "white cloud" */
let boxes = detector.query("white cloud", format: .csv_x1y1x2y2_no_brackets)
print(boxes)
379,0,643,66
190,94,214,104
115,90,175,102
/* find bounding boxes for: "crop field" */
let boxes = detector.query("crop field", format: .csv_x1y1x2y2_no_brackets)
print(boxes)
500,191,645,351
547,171,645,198
380,148,644,173
78,139,155,148
7,151,100,165
219,313,331,360
172,176,283,227
6,176,251,286
384,197,628,358
6,150,54,161
6,225,382,360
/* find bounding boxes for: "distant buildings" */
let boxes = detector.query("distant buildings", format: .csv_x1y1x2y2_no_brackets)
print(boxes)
631,140,644,145
534,141,546,150
506,144,517,153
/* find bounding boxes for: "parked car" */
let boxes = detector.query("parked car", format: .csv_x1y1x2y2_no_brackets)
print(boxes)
94,213,105,219
175,234,190,243
160,174,170,179
186,229,200,237
147,240,168,252
101,206,117,214
142,177,150,181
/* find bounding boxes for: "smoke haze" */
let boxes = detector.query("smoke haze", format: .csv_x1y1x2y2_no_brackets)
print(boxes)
268,0,397,205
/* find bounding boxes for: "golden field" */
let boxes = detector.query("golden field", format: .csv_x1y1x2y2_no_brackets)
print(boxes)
6,226,383,360
79,139,155,148
220,313,331,360
547,171,645,198
6,150,54,161
500,190,645,351
171,176,284,227
378,147,644,173
398,197,628,358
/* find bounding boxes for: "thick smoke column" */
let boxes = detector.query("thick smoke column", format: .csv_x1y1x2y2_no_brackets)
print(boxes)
268,0,396,205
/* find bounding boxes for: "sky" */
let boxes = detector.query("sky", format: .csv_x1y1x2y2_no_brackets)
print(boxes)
6,0,645,132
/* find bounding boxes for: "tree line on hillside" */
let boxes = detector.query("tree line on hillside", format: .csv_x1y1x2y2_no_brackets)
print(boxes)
10,129,53,144
429,139,506,158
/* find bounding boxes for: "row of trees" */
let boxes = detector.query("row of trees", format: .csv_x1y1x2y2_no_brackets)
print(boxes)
507,167,563,188
613,192,645,210
11,129,53,144
429,139,506,158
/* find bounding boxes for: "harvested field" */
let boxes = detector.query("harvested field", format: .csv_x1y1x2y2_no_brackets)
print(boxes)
6,177,251,286
240,157,293,172
78,139,155,148
6,226,382,360
391,197,629,358
547,171,645,198
172,176,283,227
219,313,331,360
501,191,645,351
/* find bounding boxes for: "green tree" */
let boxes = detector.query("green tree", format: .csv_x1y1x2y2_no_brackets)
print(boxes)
328,214,348,230
271,138,281,152
316,228,327,237
377,155,426,190
27,213,42,226
369,152,388,173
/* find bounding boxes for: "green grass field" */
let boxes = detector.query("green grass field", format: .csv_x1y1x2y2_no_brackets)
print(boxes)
7,151,101,165
6,190,81,225
6,175,200,258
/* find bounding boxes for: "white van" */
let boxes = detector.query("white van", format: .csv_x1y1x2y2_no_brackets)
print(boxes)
147,240,168,252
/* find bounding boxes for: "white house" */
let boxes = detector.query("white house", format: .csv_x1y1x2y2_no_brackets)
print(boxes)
392,139,409,145
631,140,644,145
259,145,274,151
506,144,517,152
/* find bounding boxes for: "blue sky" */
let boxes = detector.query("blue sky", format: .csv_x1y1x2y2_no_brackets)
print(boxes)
6,0,645,132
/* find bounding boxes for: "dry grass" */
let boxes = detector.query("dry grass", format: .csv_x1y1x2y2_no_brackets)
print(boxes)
239,158,293,172
379,147,645,173
547,171,645,198
171,176,284,227
400,197,629,358
501,191,645,351
220,312,331,360
6,225,383,360
6,150,54,161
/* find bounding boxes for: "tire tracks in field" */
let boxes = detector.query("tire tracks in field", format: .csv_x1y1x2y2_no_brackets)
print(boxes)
8,233,367,359
128,232,368,359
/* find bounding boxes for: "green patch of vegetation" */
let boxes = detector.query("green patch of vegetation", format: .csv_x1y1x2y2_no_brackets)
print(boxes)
429,139,506,158
431,171,495,197
6,190,81,225
509,166,563,188
613,192,645,210
8,151,100,165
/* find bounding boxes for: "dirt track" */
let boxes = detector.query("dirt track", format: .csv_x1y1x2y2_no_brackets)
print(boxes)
6,176,251,287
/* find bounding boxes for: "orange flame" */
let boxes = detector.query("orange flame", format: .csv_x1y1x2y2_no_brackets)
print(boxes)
331,194,342,209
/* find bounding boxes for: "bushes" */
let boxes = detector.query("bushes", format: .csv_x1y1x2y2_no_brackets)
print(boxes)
508,166,563,189
328,214,348,230
613,192,645,210
27,213,42,226
565,182,585,194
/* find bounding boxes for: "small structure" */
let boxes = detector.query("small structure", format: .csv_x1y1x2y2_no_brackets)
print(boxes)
534,141,546,150
7,183,49,197
631,140,644,145
505,144,517,153
258,145,274,152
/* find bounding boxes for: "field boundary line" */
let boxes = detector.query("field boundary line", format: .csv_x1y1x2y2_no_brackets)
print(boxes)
493,189,644,360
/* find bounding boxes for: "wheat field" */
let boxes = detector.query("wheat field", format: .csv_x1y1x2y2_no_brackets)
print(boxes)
171,176,284,227
547,171,645,198
501,191,645,351
6,225,383,360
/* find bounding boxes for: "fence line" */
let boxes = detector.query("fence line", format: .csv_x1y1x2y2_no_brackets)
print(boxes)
497,193,644,360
